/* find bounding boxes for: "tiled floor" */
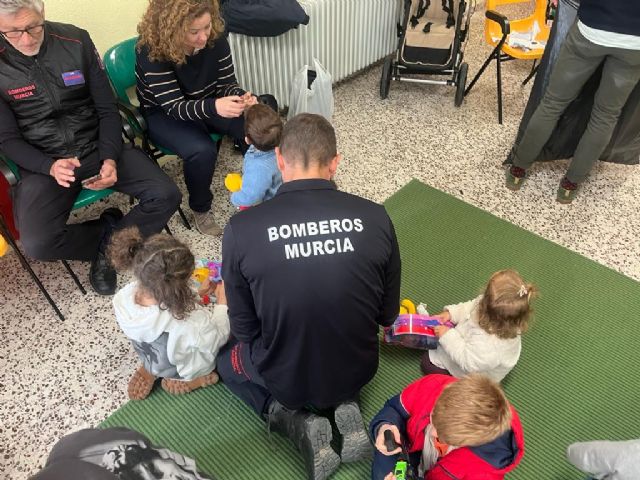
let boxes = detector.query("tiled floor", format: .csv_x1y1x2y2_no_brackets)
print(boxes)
1,10,638,479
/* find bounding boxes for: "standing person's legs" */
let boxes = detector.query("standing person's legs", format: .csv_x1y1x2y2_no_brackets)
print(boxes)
565,50,640,184
145,112,221,234
511,24,609,172
110,145,181,237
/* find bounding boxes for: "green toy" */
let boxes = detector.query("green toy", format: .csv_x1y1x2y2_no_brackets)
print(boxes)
393,458,408,480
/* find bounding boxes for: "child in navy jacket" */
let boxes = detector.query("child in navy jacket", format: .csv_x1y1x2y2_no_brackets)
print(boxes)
370,374,524,480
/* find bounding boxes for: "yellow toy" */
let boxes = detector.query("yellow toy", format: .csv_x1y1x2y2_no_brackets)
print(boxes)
0,234,8,257
399,299,416,315
225,173,242,193
192,267,210,284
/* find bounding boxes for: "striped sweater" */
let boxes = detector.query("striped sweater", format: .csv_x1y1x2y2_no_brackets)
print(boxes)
135,35,245,121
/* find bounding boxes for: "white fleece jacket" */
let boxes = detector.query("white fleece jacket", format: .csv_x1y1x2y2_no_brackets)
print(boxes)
113,282,230,380
567,439,640,480
428,295,522,382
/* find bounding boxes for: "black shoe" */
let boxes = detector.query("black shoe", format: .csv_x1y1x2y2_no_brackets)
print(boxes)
97,207,124,250
334,402,372,463
266,401,340,480
100,207,124,229
90,251,117,295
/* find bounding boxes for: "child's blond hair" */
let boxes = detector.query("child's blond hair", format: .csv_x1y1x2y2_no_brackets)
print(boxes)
432,374,512,447
478,269,537,339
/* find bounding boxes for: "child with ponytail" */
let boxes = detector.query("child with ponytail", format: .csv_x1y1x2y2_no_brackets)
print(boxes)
108,227,230,400
420,269,537,382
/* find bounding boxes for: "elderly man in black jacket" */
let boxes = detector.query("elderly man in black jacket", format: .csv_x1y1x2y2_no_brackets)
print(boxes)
0,0,181,295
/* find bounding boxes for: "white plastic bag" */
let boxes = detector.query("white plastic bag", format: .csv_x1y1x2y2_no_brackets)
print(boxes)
287,58,334,121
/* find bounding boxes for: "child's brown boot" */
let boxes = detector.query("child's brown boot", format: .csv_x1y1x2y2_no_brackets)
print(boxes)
128,366,157,400
161,371,219,395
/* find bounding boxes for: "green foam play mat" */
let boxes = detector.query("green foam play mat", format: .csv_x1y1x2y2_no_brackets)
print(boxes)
102,179,640,479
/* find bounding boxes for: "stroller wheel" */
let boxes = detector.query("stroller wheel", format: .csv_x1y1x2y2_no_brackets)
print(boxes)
380,56,393,100
455,62,468,107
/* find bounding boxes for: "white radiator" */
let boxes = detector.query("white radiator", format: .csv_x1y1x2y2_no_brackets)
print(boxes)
228,0,400,108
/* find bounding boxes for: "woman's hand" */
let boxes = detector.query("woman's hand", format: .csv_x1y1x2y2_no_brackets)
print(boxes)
242,91,258,108
215,96,245,118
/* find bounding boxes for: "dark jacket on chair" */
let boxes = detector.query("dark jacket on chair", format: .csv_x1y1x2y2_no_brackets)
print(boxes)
220,0,309,37
0,21,122,175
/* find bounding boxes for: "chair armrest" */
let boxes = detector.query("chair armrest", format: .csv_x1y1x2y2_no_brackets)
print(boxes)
0,155,18,187
486,9,510,36
117,100,147,133
121,119,135,145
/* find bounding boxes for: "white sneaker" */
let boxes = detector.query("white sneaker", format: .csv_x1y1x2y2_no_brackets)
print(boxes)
192,210,222,236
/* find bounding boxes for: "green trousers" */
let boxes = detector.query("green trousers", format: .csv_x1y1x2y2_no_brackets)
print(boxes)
513,23,640,183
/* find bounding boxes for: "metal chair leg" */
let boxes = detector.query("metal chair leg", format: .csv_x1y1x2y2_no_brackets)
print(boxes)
0,217,65,320
61,260,86,295
497,52,503,125
164,224,173,235
522,60,539,86
465,41,504,97
178,206,192,230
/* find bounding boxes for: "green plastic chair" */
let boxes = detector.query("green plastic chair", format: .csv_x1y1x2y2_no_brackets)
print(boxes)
2,154,113,210
0,153,106,320
103,38,223,229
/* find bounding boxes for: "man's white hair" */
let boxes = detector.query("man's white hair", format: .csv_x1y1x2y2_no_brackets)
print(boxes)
0,0,44,16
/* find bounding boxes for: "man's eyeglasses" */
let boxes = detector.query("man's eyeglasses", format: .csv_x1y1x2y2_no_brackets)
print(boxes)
1,24,44,40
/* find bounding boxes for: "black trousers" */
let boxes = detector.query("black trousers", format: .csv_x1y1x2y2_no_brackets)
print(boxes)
217,337,359,418
217,337,273,417
145,110,247,213
13,145,181,261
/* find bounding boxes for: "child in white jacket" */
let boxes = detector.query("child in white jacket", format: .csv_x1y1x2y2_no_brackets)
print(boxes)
420,269,537,382
109,227,230,400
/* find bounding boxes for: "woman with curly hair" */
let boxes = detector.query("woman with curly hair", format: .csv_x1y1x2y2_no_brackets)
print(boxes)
136,0,258,236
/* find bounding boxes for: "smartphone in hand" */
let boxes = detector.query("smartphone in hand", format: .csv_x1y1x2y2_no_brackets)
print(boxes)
81,174,102,186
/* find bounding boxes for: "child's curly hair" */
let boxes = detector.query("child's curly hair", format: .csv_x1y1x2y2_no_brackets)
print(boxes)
137,0,225,65
108,227,197,320
478,269,537,339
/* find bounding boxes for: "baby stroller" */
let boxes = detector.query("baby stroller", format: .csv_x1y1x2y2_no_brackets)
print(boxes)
380,0,475,106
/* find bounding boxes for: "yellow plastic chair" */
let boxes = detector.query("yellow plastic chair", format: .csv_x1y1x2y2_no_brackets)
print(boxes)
465,0,551,123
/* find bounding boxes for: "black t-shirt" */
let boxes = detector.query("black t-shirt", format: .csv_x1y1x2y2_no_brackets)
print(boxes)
222,179,401,409
579,0,640,37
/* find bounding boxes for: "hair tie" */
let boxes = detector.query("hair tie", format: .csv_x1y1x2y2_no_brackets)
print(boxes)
518,285,528,298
